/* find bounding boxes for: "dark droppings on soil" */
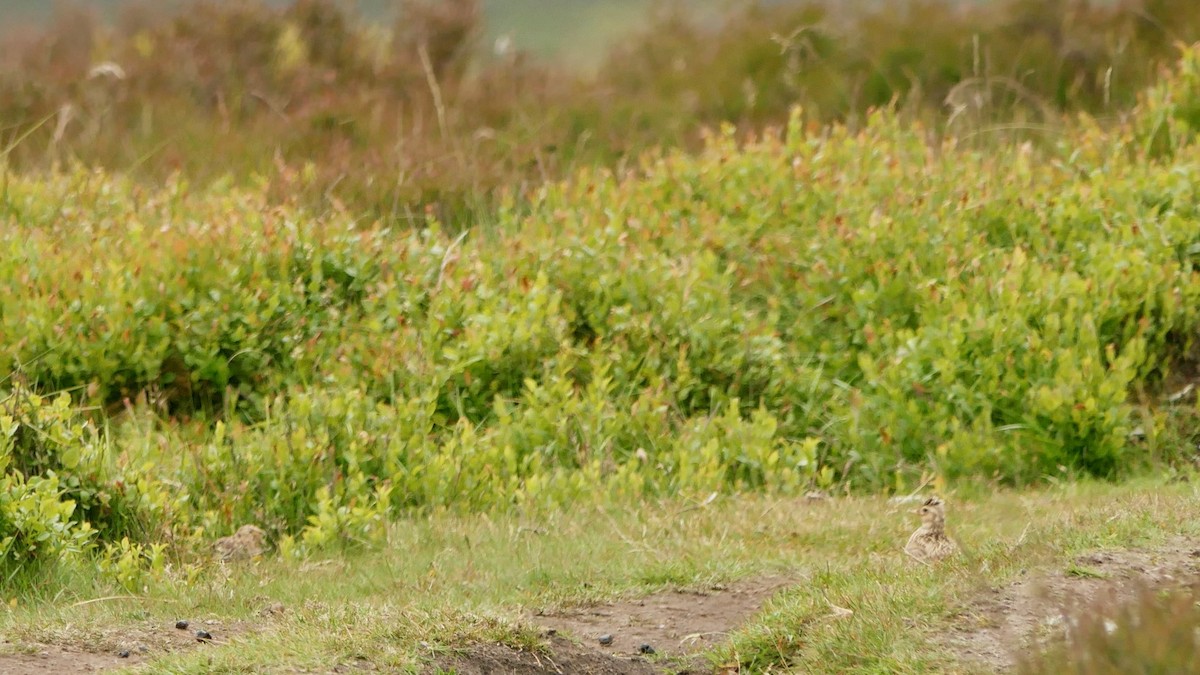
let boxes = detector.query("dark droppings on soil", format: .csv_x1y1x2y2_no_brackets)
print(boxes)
428,635,659,675
533,576,794,659
426,576,796,674
0,618,257,673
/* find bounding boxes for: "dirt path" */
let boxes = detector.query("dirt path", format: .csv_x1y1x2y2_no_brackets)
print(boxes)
0,648,125,675
531,576,793,660
14,542,1198,675
1,579,791,675
944,537,1200,672
430,577,794,674
430,634,663,675
0,617,259,675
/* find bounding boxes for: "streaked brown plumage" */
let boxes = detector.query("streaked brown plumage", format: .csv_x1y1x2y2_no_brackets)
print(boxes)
905,496,958,562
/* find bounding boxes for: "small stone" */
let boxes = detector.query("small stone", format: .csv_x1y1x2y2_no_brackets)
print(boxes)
638,643,655,655
214,524,267,561
598,634,614,646
195,630,213,642
175,620,189,630
118,650,130,658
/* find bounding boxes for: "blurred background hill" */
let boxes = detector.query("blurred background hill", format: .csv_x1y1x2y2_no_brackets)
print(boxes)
0,0,1197,226
0,0,732,66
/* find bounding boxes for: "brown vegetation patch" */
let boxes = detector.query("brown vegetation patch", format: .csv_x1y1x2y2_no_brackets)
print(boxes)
944,538,1200,672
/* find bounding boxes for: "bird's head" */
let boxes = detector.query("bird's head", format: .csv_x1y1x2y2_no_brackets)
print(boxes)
913,496,946,526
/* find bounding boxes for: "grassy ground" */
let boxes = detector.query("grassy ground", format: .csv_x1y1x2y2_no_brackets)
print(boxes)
4,474,1198,673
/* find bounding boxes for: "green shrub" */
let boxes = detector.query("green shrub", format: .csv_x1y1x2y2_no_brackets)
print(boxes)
0,385,174,543
9,77,1200,498
0,472,94,582
0,384,182,592
183,387,435,535
0,174,384,415
8,35,1200,581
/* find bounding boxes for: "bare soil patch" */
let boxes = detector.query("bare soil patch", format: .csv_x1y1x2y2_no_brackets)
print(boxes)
944,537,1200,672
0,616,260,674
429,634,661,675
532,576,792,659
0,648,122,675
428,576,791,675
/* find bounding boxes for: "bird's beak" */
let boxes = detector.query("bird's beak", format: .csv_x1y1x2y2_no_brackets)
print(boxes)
911,508,923,515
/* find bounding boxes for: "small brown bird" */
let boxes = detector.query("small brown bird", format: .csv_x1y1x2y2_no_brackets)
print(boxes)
214,524,267,561
905,496,958,562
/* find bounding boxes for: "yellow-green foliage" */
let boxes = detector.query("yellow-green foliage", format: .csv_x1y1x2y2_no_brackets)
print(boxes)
0,386,176,582
1135,40,1200,157
0,472,93,580
6,46,1200,571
